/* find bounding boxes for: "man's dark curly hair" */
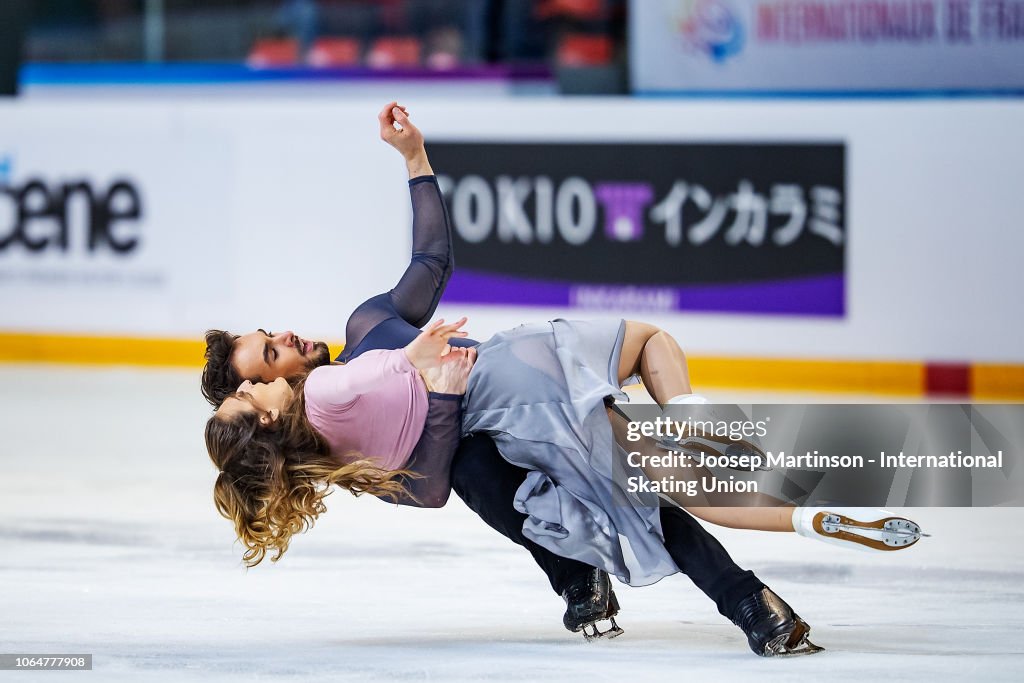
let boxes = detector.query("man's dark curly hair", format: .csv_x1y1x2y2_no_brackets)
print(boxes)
202,329,243,407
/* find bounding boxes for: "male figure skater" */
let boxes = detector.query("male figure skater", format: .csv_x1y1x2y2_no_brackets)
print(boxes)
200,103,816,655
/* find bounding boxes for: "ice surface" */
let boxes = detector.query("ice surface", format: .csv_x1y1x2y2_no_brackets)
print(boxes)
1,366,1022,681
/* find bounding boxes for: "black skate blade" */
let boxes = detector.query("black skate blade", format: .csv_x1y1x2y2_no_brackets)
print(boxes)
581,617,624,642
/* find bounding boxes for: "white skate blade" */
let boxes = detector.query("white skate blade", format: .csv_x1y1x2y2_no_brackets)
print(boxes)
763,617,825,657
581,617,624,642
766,635,826,657
811,512,925,552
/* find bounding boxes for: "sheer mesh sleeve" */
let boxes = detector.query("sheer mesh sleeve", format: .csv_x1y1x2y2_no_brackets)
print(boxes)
384,392,462,508
343,176,453,352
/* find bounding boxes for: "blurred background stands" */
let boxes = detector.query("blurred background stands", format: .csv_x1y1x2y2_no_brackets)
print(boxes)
22,0,627,93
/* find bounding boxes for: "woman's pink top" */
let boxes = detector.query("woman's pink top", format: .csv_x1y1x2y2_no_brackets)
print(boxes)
303,349,428,471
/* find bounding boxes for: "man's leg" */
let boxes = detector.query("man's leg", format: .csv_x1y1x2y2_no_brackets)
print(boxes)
659,507,820,656
659,507,764,618
450,433,621,637
450,434,764,606
450,433,594,595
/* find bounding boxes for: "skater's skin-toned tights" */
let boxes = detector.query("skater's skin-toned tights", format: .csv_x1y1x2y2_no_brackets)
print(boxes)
614,322,796,533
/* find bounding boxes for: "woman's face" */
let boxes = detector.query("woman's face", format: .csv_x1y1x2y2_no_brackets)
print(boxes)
216,376,294,425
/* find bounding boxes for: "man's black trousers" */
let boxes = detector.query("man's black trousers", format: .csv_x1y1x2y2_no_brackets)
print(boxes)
450,433,764,618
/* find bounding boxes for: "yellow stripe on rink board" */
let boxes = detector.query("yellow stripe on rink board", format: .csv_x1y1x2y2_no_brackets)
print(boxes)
1,331,1022,399
687,356,926,396
0,332,208,368
972,364,1024,400
0,331,348,369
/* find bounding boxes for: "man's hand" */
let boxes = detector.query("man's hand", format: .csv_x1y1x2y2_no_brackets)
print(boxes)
419,346,477,394
378,101,433,178
404,317,468,370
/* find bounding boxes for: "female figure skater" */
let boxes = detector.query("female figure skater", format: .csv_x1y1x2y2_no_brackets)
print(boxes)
201,101,783,644
203,104,921,656
206,311,924,656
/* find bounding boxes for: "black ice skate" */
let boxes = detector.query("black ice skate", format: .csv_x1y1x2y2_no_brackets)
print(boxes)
562,568,623,641
731,587,824,657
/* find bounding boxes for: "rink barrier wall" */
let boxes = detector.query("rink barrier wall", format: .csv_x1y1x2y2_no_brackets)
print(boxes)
1,100,1022,366
1,331,1020,400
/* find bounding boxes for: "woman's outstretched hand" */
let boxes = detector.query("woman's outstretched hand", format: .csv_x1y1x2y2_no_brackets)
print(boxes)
419,346,477,395
404,317,469,370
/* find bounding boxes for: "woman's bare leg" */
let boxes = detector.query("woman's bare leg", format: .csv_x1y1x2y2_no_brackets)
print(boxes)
617,321,693,404
608,407,794,530
685,507,795,531
611,325,794,530
610,327,924,549
614,324,795,531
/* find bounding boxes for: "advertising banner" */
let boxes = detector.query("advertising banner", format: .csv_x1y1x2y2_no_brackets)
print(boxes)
631,0,1024,94
430,141,846,316
0,125,230,333
0,98,1020,363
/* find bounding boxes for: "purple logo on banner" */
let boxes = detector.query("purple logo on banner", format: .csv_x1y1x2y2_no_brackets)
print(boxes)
595,182,653,242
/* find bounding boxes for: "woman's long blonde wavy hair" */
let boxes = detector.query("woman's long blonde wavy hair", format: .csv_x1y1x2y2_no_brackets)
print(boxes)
205,375,410,567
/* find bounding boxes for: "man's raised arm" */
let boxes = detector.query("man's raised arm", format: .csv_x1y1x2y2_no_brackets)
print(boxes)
378,102,453,329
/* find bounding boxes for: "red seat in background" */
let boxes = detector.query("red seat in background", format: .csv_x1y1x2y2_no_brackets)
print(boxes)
536,0,607,21
366,36,422,69
556,33,613,66
307,37,362,67
246,38,300,67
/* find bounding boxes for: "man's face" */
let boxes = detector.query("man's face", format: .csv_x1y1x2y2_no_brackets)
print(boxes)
231,328,331,383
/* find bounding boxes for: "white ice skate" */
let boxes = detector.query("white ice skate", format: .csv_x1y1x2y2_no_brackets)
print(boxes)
793,507,928,552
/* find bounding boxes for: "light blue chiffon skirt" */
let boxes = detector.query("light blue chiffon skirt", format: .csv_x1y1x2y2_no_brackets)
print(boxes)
461,319,679,587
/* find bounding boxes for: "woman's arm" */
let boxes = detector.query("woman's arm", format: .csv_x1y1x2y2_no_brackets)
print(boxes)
383,346,476,508
403,318,468,370
389,393,462,508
